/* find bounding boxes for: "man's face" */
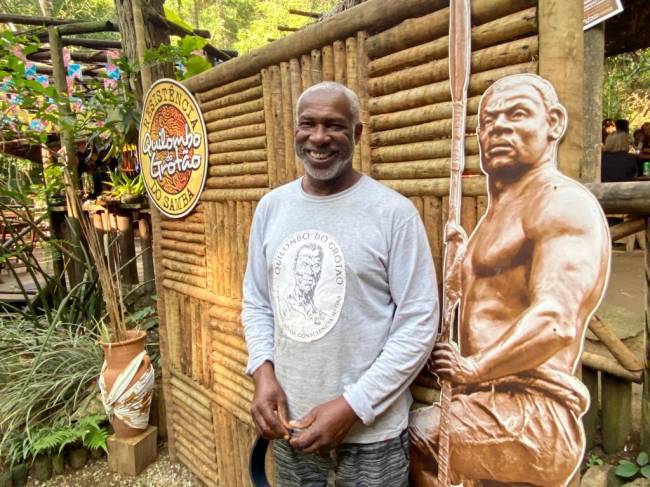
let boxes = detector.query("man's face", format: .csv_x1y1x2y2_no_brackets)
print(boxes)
294,248,322,294
295,91,361,181
478,83,561,176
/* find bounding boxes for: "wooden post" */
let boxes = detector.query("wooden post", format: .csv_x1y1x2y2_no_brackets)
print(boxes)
538,0,584,180
48,26,84,286
601,372,632,453
138,212,155,292
642,218,650,451
582,366,599,450
115,210,138,286
581,24,604,183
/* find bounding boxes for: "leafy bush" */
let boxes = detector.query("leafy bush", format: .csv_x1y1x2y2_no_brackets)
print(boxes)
615,452,650,480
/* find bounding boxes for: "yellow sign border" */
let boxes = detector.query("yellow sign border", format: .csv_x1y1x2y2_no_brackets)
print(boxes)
138,78,208,219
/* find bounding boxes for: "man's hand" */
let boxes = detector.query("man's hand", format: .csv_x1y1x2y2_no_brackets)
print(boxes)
288,397,358,454
431,341,481,385
251,362,290,440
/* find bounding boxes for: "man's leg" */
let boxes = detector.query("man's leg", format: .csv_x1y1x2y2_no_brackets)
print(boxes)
272,439,332,487
334,430,410,487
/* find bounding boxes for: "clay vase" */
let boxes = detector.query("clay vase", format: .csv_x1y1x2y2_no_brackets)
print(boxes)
100,330,152,438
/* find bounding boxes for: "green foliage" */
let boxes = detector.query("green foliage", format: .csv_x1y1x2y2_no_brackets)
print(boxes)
603,48,650,128
105,170,145,198
615,452,650,480
30,415,109,456
144,34,212,80
586,453,604,468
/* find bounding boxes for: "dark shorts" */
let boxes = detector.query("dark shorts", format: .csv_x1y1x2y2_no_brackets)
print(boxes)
273,429,410,487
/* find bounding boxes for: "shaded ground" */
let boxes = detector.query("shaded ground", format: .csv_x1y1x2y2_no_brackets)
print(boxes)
26,444,201,487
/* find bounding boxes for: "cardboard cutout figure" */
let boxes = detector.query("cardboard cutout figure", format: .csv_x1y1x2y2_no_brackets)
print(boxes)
408,73,611,486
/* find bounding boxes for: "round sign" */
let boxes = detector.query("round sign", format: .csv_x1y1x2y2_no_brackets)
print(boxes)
138,79,208,218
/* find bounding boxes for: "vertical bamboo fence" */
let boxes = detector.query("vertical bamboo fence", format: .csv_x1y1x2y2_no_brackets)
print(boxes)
148,1,604,485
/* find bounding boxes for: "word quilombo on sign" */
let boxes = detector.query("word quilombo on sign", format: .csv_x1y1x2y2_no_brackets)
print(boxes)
139,79,208,218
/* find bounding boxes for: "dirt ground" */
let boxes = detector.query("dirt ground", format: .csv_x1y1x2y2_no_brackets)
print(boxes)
25,444,202,487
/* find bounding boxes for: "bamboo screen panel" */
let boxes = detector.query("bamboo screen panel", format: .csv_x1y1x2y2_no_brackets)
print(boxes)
155,1,539,485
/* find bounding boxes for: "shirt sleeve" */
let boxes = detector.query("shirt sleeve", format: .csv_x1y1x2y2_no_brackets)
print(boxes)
241,202,275,376
342,213,439,425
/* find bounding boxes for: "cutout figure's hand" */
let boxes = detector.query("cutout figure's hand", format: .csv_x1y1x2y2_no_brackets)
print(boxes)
288,397,358,454
431,341,480,385
251,362,291,440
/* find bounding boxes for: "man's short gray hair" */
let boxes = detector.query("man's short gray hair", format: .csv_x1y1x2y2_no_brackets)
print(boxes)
295,82,361,126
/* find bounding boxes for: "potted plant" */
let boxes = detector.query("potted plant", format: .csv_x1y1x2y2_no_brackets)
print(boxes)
76,194,154,438
105,170,145,205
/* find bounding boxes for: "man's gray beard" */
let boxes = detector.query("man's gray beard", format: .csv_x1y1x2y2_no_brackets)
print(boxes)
299,145,355,181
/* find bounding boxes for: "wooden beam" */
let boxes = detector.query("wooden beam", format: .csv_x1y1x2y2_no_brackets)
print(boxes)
288,8,321,19
277,25,299,32
57,19,119,35
0,13,77,26
581,24,604,183
184,0,447,92
585,182,650,215
61,37,122,49
643,216,650,451
142,6,231,61
538,0,583,180
609,217,646,242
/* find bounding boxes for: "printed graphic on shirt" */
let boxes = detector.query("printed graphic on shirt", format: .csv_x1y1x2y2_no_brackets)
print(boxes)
272,230,346,342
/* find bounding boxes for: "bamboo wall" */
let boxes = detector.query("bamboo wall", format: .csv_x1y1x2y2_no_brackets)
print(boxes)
155,1,543,485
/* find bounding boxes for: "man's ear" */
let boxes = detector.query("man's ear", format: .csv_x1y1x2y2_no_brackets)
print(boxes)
354,123,363,144
547,106,567,141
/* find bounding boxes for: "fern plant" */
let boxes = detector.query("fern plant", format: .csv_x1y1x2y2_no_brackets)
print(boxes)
29,415,110,457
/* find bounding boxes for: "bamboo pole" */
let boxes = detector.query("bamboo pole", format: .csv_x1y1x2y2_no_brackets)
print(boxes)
357,31,372,174
203,98,264,123
234,202,244,300
205,175,269,190
161,230,204,244
538,0,583,180
161,249,204,266
213,362,254,394
366,0,533,59
173,410,217,452
261,69,278,189
162,258,207,277
201,188,269,202
209,304,242,322
270,65,287,184
372,156,482,179
589,316,643,372
183,0,442,93
369,36,537,97
372,136,479,163
173,425,218,469
213,392,253,428
301,54,312,89
212,339,248,367
208,149,267,165
176,451,216,487
322,45,334,81
372,115,479,147
161,221,204,233
382,176,486,197
222,201,233,298
191,298,203,383
311,49,322,84
281,62,297,181
196,73,262,103
214,330,247,354
345,36,361,172
213,201,225,296
161,239,205,256
212,318,243,339
582,352,642,383
170,369,212,407
206,110,265,133
208,162,267,177
368,7,537,77
200,85,263,113
162,279,241,309
170,387,212,422
290,58,305,177
371,96,481,132
369,62,537,115
173,400,215,438
208,123,266,144
213,367,254,403
333,40,346,84
643,218,650,450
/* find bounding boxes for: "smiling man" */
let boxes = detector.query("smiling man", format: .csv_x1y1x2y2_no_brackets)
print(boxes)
242,82,438,486
408,74,610,486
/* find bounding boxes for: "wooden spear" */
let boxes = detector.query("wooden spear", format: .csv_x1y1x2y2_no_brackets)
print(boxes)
437,0,471,485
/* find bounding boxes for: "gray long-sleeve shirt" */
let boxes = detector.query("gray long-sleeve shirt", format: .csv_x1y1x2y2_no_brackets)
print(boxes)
241,175,439,443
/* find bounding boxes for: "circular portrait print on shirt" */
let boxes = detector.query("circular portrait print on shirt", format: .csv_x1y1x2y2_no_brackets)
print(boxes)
271,230,346,342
